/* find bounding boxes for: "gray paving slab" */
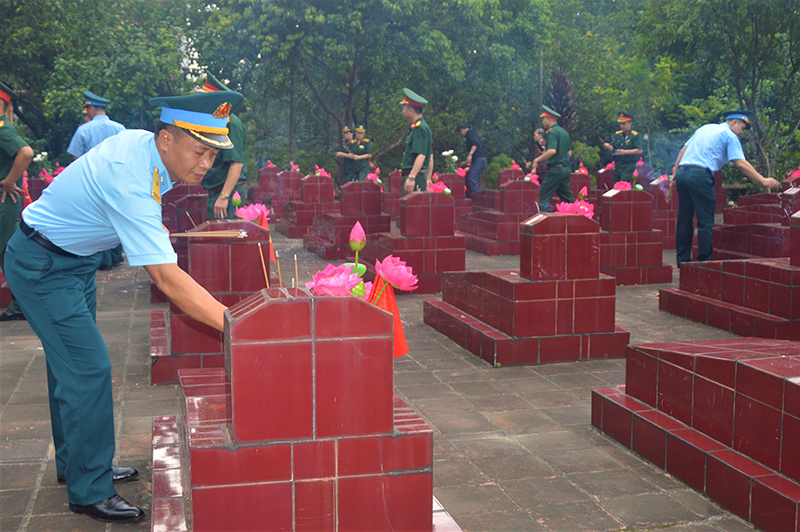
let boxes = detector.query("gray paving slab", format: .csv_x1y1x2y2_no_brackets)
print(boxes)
0,231,755,531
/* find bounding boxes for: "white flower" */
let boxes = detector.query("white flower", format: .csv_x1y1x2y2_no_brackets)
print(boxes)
451,155,458,162
441,150,453,157
41,151,48,157
33,154,43,163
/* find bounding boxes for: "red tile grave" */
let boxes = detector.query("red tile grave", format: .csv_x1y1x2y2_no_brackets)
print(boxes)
435,173,474,221
593,338,800,532
598,188,672,285
0,270,10,308
424,213,630,365
150,220,279,384
304,181,391,260
659,210,800,340
149,290,434,532
251,169,304,222
381,170,403,221
359,192,466,294
457,180,540,256
274,174,340,238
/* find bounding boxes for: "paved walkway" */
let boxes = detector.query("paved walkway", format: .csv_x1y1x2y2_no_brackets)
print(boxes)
1,231,756,531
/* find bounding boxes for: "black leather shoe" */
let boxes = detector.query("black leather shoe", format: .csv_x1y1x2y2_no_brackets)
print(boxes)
58,466,139,485
0,308,25,321
69,494,145,523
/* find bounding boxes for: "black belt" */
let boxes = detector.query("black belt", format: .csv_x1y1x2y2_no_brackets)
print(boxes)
401,169,411,176
679,164,711,175
19,220,79,258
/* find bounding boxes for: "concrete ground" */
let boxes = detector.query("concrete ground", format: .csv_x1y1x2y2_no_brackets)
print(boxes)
0,229,757,532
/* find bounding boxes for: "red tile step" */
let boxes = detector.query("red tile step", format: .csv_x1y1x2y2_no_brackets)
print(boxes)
423,298,629,366
592,386,800,532
659,288,800,341
459,231,519,256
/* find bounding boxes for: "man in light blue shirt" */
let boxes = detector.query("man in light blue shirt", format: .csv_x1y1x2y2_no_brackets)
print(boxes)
4,90,242,524
67,91,125,159
67,91,127,269
670,110,780,265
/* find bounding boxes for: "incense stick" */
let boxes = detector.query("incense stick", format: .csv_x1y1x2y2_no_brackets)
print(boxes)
294,254,299,289
258,242,270,289
274,247,283,287
171,230,248,238
186,212,197,227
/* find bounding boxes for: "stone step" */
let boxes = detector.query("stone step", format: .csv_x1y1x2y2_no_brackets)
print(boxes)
592,386,800,532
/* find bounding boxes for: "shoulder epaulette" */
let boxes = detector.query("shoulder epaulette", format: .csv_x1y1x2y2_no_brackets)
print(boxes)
631,130,638,135
615,130,623,134
411,119,421,130
0,120,4,128
363,138,370,142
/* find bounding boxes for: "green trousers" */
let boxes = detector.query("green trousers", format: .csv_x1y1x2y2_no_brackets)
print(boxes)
0,198,22,311
206,182,247,220
4,229,115,506
539,166,573,212
615,162,636,184
401,173,428,196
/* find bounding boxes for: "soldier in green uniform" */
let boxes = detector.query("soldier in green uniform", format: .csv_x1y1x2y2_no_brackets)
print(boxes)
336,126,358,183
200,74,247,219
400,88,433,194
351,125,372,181
531,105,573,212
603,112,643,183
0,81,34,321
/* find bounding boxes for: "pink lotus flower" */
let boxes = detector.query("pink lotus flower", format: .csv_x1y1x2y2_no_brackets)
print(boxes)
429,181,447,193
315,166,331,178
349,221,366,252
579,186,588,197
636,159,644,166
613,181,632,191
510,161,521,171
366,172,380,184
790,165,800,178
306,263,362,297
235,203,270,221
633,169,639,177
266,160,274,168
456,167,467,177
232,191,242,206
573,200,595,218
431,172,439,182
577,162,589,175
375,167,380,175
289,161,299,172
605,162,616,170
375,255,418,291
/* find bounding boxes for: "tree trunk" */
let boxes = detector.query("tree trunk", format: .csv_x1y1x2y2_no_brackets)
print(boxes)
290,61,297,161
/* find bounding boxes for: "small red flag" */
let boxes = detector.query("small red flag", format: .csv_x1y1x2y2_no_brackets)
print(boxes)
257,211,277,263
367,277,409,358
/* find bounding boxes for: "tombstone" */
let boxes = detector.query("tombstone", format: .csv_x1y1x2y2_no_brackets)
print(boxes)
0,271,10,308
457,180,540,255
596,166,615,191
659,210,800,341
304,181,391,260
274,174,340,238
359,192,466,294
149,289,434,531
498,167,524,185
424,213,630,366
150,219,278,384
27,178,49,202
599,188,672,285
434,173,473,221
646,176,679,249
250,164,280,205
711,188,800,260
592,337,800,532
381,170,403,221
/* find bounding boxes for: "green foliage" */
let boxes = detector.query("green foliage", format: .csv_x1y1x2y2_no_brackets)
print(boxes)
483,154,514,190
572,142,600,173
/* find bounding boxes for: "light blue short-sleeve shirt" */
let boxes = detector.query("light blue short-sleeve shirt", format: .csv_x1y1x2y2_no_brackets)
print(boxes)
680,122,746,172
23,130,177,266
67,115,126,158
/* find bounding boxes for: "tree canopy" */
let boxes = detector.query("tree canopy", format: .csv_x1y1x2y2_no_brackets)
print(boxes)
3,0,798,184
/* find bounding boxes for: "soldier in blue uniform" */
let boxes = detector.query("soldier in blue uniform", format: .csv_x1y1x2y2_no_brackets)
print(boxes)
68,91,127,269
670,110,780,265
4,90,242,523
0,81,34,321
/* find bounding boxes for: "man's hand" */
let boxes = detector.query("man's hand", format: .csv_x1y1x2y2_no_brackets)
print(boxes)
1,179,21,204
761,177,781,190
404,177,415,194
214,195,229,219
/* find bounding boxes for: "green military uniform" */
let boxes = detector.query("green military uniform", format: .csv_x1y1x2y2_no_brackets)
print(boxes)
538,106,573,211
342,138,358,183
400,88,432,194
200,74,247,219
0,84,29,316
202,113,247,218
350,132,372,181
610,127,643,183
